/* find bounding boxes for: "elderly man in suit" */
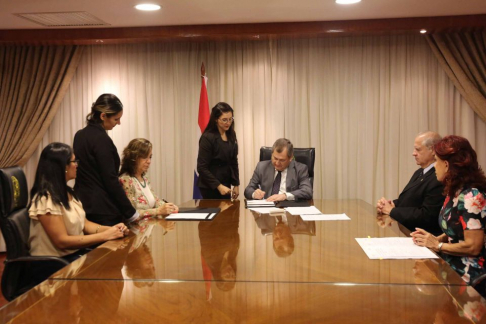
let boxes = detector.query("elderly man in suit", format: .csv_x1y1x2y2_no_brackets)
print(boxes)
377,131,444,235
244,138,313,202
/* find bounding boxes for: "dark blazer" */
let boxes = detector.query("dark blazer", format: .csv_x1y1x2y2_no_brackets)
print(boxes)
197,131,239,190
244,160,313,200
73,124,136,225
390,167,444,235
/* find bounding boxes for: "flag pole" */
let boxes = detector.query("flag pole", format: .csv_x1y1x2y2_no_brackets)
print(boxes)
193,62,210,199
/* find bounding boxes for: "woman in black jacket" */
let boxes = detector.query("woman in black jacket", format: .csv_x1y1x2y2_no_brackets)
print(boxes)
197,102,239,199
73,94,139,226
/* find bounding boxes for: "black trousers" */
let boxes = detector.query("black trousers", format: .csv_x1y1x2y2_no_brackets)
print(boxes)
86,213,123,226
199,187,231,199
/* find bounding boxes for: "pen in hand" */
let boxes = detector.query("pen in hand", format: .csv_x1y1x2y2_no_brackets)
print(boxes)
162,198,178,214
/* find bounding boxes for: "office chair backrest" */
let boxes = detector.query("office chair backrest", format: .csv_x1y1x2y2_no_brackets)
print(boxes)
0,166,70,301
0,166,31,260
259,146,315,187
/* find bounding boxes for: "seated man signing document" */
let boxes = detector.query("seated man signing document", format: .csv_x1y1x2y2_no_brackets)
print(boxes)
244,138,313,202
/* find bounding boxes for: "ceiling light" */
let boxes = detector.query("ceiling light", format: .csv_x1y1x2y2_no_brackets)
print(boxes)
420,29,427,34
336,0,361,4
135,4,161,11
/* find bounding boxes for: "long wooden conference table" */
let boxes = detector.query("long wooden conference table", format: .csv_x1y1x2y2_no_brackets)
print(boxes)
1,199,485,323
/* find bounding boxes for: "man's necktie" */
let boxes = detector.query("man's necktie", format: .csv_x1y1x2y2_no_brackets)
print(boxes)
271,171,282,195
415,171,424,182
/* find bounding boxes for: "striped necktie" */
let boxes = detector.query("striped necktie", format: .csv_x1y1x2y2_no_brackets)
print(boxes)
271,171,282,195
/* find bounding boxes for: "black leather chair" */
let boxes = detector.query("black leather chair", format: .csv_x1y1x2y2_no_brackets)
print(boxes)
471,273,486,298
0,166,69,301
259,146,315,188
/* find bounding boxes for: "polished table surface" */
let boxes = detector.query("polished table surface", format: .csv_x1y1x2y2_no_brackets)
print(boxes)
1,199,486,323
1,280,484,323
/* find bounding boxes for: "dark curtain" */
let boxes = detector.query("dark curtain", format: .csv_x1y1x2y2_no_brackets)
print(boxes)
426,32,486,123
0,45,84,167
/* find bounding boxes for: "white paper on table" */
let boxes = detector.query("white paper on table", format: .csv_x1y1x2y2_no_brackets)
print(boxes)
248,207,283,214
165,213,216,220
246,200,275,206
300,213,350,221
284,206,322,215
355,237,439,259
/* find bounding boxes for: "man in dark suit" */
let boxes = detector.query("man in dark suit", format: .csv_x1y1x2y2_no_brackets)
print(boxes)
377,131,444,235
244,138,313,201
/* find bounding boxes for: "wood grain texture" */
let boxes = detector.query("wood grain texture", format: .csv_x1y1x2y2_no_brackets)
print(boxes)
48,199,464,286
1,15,485,45
1,280,481,323
1,200,481,323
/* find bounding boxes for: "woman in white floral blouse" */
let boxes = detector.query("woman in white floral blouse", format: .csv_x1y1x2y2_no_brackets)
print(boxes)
119,139,178,219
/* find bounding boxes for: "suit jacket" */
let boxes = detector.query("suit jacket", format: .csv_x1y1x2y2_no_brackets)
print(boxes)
197,131,239,190
244,160,313,200
73,124,136,225
119,174,165,218
390,167,444,235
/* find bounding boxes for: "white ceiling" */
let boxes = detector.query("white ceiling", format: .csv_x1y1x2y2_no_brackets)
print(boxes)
1,0,486,30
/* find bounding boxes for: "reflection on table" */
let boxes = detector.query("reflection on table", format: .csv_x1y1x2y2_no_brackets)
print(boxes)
2,280,485,323
1,199,484,323
50,199,462,286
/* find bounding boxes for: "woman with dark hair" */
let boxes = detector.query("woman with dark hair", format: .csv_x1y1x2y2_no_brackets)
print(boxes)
197,102,240,199
29,143,128,262
119,138,178,218
73,94,139,226
412,135,486,290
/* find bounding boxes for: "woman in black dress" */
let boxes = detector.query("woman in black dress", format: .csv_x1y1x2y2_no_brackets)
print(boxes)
197,102,239,199
73,94,139,226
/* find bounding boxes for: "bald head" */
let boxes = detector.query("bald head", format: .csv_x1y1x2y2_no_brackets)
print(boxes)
417,131,442,150
413,131,441,168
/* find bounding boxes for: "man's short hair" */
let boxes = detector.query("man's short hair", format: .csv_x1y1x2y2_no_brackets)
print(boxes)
272,138,293,158
417,131,442,150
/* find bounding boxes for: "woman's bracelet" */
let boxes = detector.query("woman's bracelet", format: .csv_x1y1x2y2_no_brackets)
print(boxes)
95,225,102,234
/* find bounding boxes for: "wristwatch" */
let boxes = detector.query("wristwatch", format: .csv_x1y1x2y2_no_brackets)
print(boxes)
438,242,443,252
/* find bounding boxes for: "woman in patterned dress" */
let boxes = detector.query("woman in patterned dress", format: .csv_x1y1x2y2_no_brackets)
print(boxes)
412,135,486,292
119,138,178,219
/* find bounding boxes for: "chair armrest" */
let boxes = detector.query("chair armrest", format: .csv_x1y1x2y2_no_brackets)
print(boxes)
471,273,486,287
4,256,69,266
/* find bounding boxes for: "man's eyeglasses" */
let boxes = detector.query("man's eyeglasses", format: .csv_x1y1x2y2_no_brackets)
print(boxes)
219,117,234,124
69,160,80,165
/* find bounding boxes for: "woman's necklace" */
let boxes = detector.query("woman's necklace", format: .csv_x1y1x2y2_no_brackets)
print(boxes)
136,176,146,188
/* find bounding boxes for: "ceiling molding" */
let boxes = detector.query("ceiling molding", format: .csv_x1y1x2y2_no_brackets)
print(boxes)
1,14,485,45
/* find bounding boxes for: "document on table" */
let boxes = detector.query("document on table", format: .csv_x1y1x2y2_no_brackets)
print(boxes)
300,213,350,221
165,213,217,221
284,206,322,215
165,207,220,221
248,207,284,214
355,237,439,259
246,200,276,208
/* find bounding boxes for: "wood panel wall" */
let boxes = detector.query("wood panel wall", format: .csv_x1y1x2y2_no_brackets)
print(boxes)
0,14,485,45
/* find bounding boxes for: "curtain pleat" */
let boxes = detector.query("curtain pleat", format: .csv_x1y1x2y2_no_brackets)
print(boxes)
21,36,486,208
0,45,84,167
426,32,486,122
